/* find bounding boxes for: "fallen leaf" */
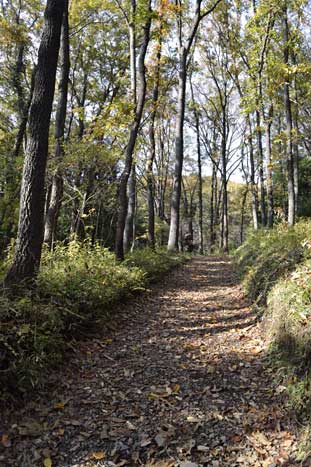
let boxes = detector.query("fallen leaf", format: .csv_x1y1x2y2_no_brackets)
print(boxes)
43,458,52,467
1,434,11,448
53,402,66,410
92,452,105,460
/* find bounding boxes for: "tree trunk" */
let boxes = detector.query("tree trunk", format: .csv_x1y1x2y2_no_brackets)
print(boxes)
221,107,228,253
246,116,259,230
283,5,295,226
190,79,203,254
240,186,248,244
115,0,151,261
167,49,186,251
146,29,162,249
44,0,70,248
256,107,266,226
210,163,216,250
265,108,274,228
5,0,65,285
123,164,136,252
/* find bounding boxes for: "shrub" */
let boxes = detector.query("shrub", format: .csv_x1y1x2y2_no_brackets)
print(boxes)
234,220,311,304
0,242,189,395
125,247,189,282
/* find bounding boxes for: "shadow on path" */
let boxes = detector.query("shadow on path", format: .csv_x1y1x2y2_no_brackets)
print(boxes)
1,256,301,467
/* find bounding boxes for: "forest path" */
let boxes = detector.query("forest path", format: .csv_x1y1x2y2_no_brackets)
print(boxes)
2,257,301,467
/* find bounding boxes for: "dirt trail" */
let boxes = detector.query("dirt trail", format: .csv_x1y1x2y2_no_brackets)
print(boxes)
1,257,300,467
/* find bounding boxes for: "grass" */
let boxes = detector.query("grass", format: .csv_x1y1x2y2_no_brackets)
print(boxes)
234,220,311,304
0,241,190,397
235,219,311,459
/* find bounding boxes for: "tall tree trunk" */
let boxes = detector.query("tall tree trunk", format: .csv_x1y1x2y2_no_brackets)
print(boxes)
44,0,70,248
265,106,274,228
210,163,216,250
256,106,266,226
292,53,299,215
123,0,137,252
167,49,186,251
283,5,295,226
190,79,203,254
123,163,136,251
115,0,151,261
146,28,162,248
240,186,248,244
167,0,221,251
246,115,259,230
5,0,65,284
221,106,228,253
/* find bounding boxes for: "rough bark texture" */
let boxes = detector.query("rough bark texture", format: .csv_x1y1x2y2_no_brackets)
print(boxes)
283,5,295,226
115,1,151,261
265,108,274,228
146,32,161,249
5,0,65,284
123,164,136,252
167,49,186,251
123,0,137,252
44,0,70,248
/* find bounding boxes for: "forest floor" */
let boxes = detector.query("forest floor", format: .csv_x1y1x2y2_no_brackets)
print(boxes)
1,256,303,467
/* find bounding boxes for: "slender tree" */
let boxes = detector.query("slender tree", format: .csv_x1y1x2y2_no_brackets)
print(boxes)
115,0,152,261
44,0,70,248
167,0,222,251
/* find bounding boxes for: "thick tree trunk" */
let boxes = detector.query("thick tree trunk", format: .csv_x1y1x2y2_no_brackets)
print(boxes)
167,50,186,251
283,5,295,226
115,1,151,260
5,2,64,283
5,0,65,285
44,0,70,248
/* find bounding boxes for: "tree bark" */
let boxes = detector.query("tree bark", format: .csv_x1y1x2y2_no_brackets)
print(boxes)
265,106,274,228
44,0,70,248
167,0,222,251
115,0,151,261
146,29,162,249
167,49,187,251
123,163,136,251
5,0,65,284
190,79,203,254
283,5,295,226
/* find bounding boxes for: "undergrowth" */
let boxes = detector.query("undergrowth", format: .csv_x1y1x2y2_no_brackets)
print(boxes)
0,242,189,397
234,219,311,304
235,219,311,459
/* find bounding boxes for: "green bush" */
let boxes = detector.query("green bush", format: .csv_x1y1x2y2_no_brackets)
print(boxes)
235,219,311,442
234,220,311,304
0,242,189,395
125,247,190,282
